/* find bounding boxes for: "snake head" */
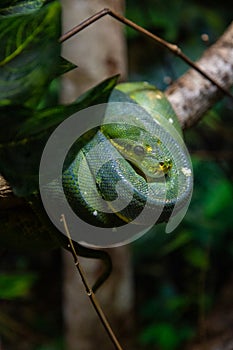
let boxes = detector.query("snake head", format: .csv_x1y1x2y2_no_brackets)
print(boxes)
133,144,173,180
101,124,173,182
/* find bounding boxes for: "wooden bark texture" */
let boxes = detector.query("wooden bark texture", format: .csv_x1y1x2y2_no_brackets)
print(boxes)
165,22,233,129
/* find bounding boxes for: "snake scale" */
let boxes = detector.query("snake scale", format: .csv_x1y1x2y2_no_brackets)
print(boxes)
62,82,192,233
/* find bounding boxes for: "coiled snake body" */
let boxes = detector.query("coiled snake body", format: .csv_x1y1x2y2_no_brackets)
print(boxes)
62,82,193,233
1,81,193,291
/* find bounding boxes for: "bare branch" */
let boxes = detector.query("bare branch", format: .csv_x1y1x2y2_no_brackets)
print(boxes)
60,8,233,99
61,214,124,350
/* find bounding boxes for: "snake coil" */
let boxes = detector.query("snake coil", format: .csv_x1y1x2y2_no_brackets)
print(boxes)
62,82,193,239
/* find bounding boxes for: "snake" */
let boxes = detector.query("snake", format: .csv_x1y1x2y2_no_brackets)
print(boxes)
62,82,193,234
1,81,193,291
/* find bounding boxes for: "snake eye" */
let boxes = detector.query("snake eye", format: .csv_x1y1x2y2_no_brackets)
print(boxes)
133,145,145,156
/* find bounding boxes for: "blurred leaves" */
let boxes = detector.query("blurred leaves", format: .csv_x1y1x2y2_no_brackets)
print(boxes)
140,323,194,350
126,0,232,41
184,247,209,270
0,273,36,299
204,179,232,218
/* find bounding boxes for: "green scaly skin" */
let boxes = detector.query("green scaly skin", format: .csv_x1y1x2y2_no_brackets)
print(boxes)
63,82,192,229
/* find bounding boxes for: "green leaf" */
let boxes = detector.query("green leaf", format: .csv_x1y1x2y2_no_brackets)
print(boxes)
0,1,61,107
0,0,48,17
17,74,119,138
0,273,36,299
55,56,77,77
0,75,118,196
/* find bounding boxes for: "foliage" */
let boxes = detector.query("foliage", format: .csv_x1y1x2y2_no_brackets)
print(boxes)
126,0,232,41
0,0,117,196
0,272,36,299
0,250,63,350
0,0,118,227
0,1,117,348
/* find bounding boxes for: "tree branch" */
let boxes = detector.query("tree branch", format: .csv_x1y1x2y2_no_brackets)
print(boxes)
165,22,233,129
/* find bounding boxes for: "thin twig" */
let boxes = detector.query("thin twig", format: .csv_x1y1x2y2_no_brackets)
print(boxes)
60,214,124,350
59,8,233,100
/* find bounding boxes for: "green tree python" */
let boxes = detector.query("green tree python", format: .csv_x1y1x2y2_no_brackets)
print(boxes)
2,81,193,291
51,81,193,244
